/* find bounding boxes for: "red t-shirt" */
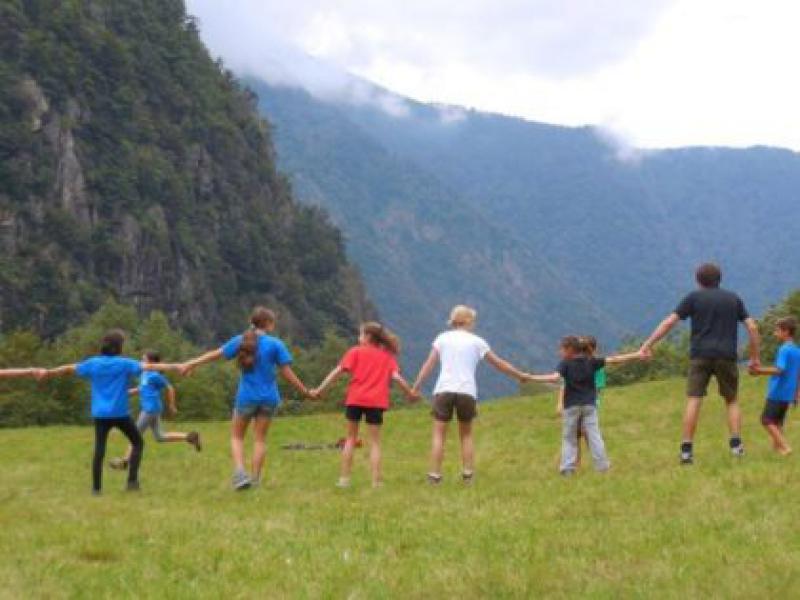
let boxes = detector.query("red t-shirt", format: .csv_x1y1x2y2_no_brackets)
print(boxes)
340,344,399,409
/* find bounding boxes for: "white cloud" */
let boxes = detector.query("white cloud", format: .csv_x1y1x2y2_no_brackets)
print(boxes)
186,0,800,150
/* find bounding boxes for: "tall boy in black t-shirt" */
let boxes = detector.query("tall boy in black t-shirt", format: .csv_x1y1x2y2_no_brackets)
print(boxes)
524,337,644,475
640,263,761,464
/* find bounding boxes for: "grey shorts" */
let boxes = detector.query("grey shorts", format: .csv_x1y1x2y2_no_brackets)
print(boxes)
137,411,166,442
234,403,278,420
432,393,477,423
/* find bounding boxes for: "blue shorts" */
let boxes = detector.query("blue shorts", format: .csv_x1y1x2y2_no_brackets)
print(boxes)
234,403,278,420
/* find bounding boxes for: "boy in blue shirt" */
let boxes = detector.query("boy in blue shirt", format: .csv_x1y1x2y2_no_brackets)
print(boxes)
750,317,800,455
43,330,181,494
110,350,201,471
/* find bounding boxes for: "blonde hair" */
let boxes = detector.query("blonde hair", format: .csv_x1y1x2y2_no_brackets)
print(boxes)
448,305,477,329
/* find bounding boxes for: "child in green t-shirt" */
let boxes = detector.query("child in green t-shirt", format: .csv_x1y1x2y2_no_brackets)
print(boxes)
554,336,606,467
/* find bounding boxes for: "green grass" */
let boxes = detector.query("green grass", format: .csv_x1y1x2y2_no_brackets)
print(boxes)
1,375,799,599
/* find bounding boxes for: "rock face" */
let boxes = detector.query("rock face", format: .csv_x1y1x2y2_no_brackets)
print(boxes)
0,1,371,342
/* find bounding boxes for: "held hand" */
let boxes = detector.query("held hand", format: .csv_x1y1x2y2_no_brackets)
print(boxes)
178,363,194,377
33,368,48,382
407,390,422,403
308,388,321,400
639,345,653,360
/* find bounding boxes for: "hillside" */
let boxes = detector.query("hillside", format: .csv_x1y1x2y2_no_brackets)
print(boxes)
247,77,800,387
2,376,799,597
0,1,370,343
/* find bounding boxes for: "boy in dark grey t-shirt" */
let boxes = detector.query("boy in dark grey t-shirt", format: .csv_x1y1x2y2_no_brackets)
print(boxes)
640,263,761,465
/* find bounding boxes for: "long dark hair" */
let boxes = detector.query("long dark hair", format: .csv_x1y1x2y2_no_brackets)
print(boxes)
238,307,276,371
361,321,400,355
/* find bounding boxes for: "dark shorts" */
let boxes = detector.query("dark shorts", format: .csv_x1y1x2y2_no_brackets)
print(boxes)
345,405,384,425
432,393,477,423
234,403,278,420
761,400,790,426
687,359,739,399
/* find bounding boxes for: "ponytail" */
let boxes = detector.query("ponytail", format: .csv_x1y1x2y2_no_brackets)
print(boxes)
361,321,400,354
237,306,276,371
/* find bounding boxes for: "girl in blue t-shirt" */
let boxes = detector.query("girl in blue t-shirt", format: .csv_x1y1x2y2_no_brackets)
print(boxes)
42,329,181,494
180,306,311,490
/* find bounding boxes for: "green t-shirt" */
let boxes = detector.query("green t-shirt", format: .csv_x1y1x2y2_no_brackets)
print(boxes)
595,367,607,406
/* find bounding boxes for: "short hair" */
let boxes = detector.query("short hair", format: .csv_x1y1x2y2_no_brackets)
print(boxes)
580,335,598,352
100,329,126,356
449,305,477,328
776,317,797,337
560,335,583,353
143,349,161,363
250,306,276,329
696,263,722,288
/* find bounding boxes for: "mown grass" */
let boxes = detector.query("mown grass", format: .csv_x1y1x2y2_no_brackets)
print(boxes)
1,375,799,599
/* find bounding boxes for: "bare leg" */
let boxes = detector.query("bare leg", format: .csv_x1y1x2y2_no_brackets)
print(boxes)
682,397,703,441
724,397,742,439
251,415,271,481
231,414,249,473
340,419,360,483
429,420,448,475
367,424,382,487
763,423,792,454
458,420,474,474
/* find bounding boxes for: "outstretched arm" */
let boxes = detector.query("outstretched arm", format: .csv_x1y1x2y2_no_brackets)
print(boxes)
128,387,140,396
749,365,781,376
640,313,680,355
555,385,565,416
606,350,646,366
523,371,561,385
181,348,224,375
312,366,346,398
144,362,185,374
41,364,78,379
485,351,526,383
0,368,45,380
279,365,310,397
392,372,420,402
744,317,761,368
412,348,439,393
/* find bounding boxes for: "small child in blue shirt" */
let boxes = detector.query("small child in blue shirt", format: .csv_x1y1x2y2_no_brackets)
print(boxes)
43,329,181,494
750,317,800,455
110,350,201,471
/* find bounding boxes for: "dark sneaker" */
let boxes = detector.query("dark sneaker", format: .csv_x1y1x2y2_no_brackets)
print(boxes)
126,481,141,492
187,431,202,452
427,473,443,485
560,469,576,477
680,451,694,465
91,489,102,497
232,470,252,491
109,457,128,470
461,471,474,485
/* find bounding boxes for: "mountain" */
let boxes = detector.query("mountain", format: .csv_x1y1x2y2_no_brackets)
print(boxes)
245,76,800,392
0,1,371,343
250,82,623,393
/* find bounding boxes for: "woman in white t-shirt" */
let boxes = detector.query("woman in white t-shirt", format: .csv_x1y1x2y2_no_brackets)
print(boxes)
412,305,526,484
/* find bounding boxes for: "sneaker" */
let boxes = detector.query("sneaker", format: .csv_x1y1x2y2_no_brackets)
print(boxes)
426,473,443,485
109,457,128,470
126,481,141,492
731,444,745,458
91,489,102,497
560,469,576,477
461,470,474,485
336,477,351,488
187,431,202,452
232,470,252,491
680,451,694,465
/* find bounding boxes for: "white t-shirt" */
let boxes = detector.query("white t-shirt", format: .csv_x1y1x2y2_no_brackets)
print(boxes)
432,329,491,399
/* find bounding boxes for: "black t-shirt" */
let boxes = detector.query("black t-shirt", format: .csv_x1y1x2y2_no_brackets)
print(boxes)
557,357,606,408
674,288,749,360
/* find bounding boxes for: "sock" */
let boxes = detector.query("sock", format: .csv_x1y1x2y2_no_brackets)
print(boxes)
730,436,743,449
680,441,693,454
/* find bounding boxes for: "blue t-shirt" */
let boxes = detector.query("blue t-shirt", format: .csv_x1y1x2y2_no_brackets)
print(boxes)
221,334,292,407
139,371,170,414
767,341,800,403
76,356,143,418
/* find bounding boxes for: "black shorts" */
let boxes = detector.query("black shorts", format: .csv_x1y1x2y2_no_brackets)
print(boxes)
761,400,790,427
345,405,384,425
687,359,739,399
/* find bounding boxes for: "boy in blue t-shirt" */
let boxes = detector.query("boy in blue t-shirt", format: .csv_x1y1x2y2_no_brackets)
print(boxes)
43,330,181,494
110,350,201,471
750,317,800,455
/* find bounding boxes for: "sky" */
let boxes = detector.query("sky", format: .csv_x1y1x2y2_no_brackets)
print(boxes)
185,0,800,151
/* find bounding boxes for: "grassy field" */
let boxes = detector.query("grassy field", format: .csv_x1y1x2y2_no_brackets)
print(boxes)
2,375,800,598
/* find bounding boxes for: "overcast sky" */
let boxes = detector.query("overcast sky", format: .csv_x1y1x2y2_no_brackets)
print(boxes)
186,0,800,151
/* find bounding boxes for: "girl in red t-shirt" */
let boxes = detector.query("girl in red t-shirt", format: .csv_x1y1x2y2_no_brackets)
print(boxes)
312,322,418,488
